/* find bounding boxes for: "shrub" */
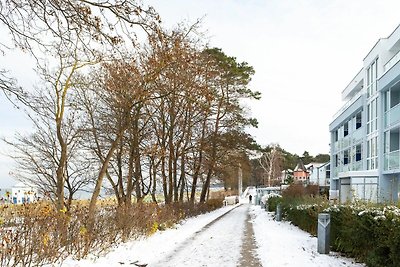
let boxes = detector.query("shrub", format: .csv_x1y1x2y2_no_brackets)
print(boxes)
0,199,223,266
277,197,400,267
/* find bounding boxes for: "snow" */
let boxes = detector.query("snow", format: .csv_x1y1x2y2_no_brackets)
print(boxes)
250,205,365,267
60,204,366,267
60,204,241,267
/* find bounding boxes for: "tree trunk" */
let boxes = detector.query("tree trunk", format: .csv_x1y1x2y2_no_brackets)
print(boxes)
88,131,124,229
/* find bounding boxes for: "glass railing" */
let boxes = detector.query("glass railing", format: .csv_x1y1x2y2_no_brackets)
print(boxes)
342,164,350,172
384,150,400,171
342,136,350,149
385,112,389,128
384,50,400,74
352,160,363,171
333,141,339,152
333,90,362,120
352,128,363,144
385,103,400,127
332,167,338,177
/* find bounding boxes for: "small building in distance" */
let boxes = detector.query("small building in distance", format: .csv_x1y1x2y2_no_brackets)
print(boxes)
11,182,38,204
293,160,309,184
308,162,331,191
280,169,293,184
0,188,12,204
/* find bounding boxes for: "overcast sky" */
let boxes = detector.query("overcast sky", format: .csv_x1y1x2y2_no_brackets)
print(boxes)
1,0,400,187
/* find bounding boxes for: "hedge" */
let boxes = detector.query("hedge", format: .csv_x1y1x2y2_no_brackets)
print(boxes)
267,197,400,267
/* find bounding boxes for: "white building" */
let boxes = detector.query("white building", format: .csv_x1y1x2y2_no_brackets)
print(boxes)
330,24,400,203
11,182,38,204
308,162,331,188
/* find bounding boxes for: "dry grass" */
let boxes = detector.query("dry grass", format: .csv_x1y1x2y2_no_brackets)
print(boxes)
0,198,223,266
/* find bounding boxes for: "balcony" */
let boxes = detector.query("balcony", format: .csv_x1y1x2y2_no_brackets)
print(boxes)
383,49,400,75
333,90,362,121
385,103,400,127
352,128,363,144
341,136,350,149
384,150,400,171
333,141,339,152
352,160,363,171
342,164,350,172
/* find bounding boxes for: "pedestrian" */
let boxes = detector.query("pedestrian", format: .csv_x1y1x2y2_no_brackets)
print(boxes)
249,194,252,203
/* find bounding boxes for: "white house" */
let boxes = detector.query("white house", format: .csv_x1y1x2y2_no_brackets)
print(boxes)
11,182,38,204
280,169,293,184
308,162,331,188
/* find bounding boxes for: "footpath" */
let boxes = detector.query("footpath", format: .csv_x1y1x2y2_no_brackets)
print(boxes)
60,203,365,267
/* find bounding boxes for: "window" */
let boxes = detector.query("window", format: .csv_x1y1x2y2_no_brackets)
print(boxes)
367,136,378,170
356,112,362,129
355,144,362,161
391,89,400,108
326,164,330,178
344,149,349,165
367,58,378,98
344,121,349,137
367,98,378,134
333,130,338,142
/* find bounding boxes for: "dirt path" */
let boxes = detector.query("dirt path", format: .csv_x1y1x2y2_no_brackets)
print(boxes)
238,207,263,267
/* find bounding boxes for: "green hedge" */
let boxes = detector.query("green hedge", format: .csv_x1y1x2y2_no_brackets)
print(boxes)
266,197,400,267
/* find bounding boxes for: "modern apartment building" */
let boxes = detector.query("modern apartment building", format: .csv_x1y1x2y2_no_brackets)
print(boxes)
330,25,400,203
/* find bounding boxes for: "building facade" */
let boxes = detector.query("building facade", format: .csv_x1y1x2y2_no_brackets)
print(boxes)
293,161,309,184
330,25,400,203
11,182,38,204
309,162,330,188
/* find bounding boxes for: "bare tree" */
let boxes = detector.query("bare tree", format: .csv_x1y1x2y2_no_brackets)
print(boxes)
258,144,283,187
0,0,160,210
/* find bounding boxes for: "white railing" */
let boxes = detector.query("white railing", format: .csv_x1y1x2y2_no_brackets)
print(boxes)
333,90,363,120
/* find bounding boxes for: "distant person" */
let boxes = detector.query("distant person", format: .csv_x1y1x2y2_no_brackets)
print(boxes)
249,194,252,203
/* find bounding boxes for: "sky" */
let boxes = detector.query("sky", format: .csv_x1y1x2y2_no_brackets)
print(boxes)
1,0,400,187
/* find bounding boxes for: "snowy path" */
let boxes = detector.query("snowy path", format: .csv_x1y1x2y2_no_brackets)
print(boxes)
250,206,366,267
61,204,367,267
238,211,262,267
152,204,247,267
61,204,243,267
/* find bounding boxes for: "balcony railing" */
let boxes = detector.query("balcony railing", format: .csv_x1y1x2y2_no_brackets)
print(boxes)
341,136,350,149
342,164,350,172
385,103,400,127
333,141,339,152
352,128,363,144
384,150,400,171
384,49,400,74
352,160,363,171
333,90,362,120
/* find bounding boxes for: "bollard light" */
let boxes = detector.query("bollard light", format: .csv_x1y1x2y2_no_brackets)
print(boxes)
276,203,282,221
317,213,330,254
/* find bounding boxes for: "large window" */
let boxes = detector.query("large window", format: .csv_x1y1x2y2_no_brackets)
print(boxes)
356,112,362,129
367,98,378,134
355,144,362,161
367,58,378,98
344,149,349,165
367,136,378,170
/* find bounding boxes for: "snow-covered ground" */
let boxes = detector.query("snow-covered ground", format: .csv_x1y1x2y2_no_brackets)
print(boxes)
61,204,366,267
61,204,242,267
250,205,365,267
